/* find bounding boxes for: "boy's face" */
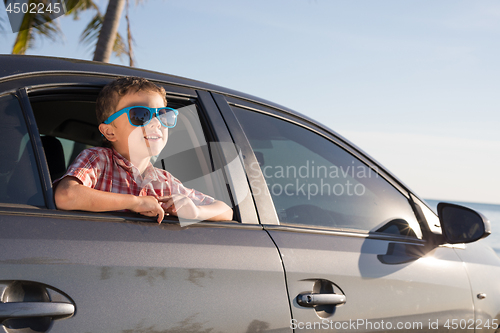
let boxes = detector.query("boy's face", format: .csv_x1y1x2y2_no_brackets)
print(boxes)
106,90,168,162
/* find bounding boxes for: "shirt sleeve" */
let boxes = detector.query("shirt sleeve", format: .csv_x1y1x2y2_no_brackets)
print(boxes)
169,175,215,206
55,148,107,188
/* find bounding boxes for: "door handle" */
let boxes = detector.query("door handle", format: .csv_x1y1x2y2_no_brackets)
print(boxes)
297,293,346,307
0,302,75,320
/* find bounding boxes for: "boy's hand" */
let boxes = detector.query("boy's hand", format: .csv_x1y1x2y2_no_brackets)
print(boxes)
55,177,166,223
130,196,165,223
159,194,200,220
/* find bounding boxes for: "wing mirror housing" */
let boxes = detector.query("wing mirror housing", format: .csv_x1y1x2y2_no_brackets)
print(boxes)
437,202,491,244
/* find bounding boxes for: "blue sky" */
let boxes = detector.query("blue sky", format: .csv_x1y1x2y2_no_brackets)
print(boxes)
1,0,499,204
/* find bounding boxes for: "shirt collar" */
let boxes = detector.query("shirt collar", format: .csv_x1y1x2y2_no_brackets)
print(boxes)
112,148,134,171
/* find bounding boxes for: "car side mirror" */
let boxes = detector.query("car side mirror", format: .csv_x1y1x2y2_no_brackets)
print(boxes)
437,202,491,244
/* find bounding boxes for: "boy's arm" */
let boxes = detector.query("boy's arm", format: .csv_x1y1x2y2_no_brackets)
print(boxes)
197,200,233,221
159,195,233,221
55,176,165,223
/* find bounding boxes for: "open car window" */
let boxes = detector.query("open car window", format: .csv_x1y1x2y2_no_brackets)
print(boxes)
29,86,234,220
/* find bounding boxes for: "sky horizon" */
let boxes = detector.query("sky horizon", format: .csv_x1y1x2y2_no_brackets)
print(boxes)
1,0,499,205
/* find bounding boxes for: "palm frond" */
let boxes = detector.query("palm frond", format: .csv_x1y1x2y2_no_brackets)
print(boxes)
11,1,62,54
32,14,60,41
113,31,127,60
80,12,102,47
80,11,126,61
12,26,32,54
66,0,99,20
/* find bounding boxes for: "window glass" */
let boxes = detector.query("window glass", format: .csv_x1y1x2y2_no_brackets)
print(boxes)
0,95,44,206
233,107,421,237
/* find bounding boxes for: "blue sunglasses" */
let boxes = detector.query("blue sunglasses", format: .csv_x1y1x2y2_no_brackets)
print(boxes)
103,106,178,128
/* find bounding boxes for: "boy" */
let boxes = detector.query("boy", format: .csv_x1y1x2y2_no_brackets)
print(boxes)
54,77,233,223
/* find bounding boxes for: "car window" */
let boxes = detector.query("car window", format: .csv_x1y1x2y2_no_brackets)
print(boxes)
30,91,234,217
232,107,422,238
0,94,45,206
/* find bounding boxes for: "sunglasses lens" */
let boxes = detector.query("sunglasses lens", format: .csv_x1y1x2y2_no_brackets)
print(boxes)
128,107,151,126
158,109,177,127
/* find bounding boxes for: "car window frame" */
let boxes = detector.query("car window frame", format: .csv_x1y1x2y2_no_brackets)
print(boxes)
196,90,259,224
0,90,48,208
2,76,258,224
15,87,55,209
212,93,280,225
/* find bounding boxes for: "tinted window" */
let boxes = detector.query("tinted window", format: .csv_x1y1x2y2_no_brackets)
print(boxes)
233,107,421,237
0,95,44,206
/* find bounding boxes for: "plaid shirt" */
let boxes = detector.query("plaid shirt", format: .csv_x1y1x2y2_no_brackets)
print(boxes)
59,147,214,206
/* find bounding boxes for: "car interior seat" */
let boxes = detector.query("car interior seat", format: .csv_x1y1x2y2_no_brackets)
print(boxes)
40,136,67,181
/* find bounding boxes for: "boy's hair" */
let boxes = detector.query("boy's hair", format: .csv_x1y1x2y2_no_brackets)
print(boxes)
96,76,167,124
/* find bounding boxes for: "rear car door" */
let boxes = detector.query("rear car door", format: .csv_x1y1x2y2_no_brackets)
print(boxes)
0,77,291,333
217,94,475,332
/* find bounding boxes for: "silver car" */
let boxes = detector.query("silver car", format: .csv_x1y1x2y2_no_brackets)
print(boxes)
0,55,497,333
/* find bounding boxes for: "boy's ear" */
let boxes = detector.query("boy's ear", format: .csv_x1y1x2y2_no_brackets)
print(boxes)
99,123,117,142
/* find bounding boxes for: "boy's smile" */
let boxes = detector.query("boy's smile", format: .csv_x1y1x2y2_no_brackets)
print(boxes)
102,90,168,170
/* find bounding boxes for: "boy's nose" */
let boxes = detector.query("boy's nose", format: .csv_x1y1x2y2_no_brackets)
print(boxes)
148,116,162,127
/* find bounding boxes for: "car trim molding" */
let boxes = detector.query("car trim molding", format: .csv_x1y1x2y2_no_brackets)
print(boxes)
0,71,198,98
263,224,427,244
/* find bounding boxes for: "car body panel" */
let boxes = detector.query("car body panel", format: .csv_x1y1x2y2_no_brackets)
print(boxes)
452,242,500,326
0,209,292,332
266,227,474,332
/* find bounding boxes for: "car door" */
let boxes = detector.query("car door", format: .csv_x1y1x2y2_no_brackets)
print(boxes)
0,80,292,333
216,94,475,332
